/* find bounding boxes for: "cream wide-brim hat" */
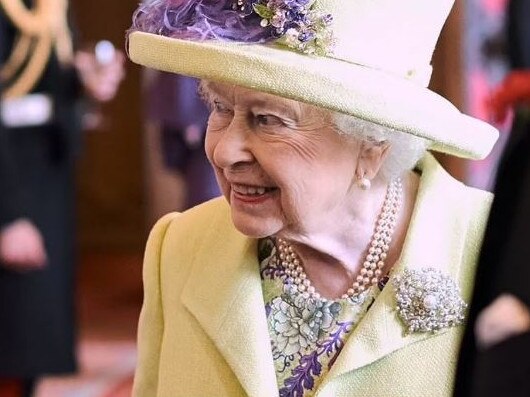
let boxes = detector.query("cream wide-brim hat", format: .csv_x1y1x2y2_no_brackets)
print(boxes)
128,0,498,160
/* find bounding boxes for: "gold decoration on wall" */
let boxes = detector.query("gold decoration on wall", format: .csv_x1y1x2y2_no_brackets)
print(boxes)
0,0,73,99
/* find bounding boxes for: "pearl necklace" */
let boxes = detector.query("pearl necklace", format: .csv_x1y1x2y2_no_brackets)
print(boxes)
277,178,403,300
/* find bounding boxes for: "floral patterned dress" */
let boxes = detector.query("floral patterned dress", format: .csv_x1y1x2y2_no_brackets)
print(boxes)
259,238,386,397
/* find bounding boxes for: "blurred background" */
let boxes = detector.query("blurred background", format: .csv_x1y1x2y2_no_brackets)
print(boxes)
0,0,517,395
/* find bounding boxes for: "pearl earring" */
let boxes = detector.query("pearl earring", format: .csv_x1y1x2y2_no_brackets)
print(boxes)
357,175,371,190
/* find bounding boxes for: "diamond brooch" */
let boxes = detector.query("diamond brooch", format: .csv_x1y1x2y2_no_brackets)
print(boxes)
392,268,467,334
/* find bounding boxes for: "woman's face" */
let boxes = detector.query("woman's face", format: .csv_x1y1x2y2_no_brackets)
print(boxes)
204,83,361,238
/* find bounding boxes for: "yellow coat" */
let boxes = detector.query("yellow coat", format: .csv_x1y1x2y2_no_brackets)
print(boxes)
133,154,492,397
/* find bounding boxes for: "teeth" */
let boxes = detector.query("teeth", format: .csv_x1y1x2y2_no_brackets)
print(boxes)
233,184,269,196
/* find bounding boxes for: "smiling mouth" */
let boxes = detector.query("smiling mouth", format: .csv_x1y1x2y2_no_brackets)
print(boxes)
232,184,277,196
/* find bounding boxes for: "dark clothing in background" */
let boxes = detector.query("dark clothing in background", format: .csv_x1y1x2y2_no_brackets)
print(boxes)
147,73,219,208
146,72,209,132
146,73,209,174
454,0,530,395
0,123,23,226
160,124,220,208
454,112,530,397
508,0,530,69
0,3,81,377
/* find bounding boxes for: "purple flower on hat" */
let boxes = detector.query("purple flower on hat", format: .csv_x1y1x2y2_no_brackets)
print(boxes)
132,0,271,42
298,30,315,43
248,0,335,54
271,10,287,29
131,0,335,55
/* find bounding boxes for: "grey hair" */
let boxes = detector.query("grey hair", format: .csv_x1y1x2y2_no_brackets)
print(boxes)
332,112,429,181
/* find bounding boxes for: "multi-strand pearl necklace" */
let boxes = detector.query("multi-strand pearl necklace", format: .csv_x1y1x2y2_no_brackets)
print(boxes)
277,178,403,300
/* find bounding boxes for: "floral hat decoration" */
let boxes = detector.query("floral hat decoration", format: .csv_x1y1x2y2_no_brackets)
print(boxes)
127,0,498,159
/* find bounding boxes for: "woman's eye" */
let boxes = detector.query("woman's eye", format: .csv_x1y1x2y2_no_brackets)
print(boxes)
255,114,283,127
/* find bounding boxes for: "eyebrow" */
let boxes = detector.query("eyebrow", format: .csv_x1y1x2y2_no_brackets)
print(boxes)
248,99,300,121
206,83,301,120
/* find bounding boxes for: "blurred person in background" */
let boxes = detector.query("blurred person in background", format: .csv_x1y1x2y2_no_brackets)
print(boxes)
143,72,219,217
0,0,124,396
454,0,530,396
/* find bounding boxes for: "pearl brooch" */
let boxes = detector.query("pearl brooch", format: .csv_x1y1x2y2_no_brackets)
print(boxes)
277,178,403,300
393,268,467,333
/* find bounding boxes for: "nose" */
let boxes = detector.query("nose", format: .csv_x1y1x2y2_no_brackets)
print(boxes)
211,114,255,170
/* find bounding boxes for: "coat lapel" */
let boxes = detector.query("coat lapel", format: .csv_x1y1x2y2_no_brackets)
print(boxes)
324,154,476,383
180,154,480,395
180,208,279,397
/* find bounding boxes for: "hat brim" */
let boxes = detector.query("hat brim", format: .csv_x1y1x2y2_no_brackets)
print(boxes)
129,31,498,160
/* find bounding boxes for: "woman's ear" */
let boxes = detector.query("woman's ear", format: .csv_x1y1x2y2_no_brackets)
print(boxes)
356,140,391,180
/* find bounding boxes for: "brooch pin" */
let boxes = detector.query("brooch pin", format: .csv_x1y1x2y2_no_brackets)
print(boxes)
392,268,467,334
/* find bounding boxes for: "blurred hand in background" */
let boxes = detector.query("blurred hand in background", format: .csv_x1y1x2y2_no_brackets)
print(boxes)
0,219,47,272
74,47,126,103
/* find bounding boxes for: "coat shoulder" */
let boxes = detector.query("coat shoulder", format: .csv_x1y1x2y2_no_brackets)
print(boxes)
418,155,493,298
162,197,231,242
435,158,493,234
422,153,493,226
148,196,229,239
144,197,232,274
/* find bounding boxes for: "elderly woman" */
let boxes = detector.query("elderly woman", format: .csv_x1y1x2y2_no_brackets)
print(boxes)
127,0,498,396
